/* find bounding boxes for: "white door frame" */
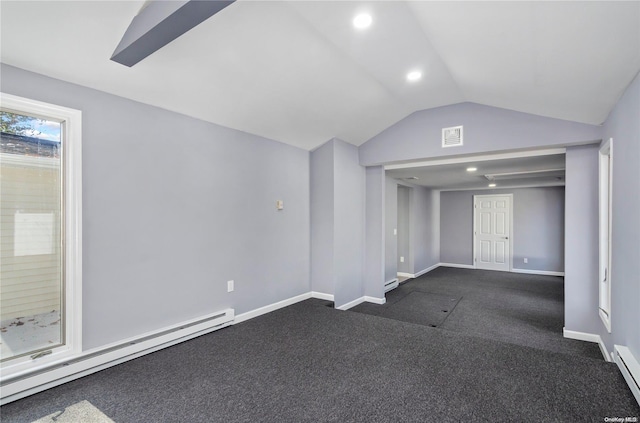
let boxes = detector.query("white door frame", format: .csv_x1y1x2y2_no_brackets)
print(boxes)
473,193,514,272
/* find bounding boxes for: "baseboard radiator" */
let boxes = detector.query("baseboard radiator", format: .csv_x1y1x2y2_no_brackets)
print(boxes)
384,279,399,293
614,345,640,405
1,309,234,405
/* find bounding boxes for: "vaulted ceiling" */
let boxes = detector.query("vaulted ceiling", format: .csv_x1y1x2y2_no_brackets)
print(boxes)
1,1,639,151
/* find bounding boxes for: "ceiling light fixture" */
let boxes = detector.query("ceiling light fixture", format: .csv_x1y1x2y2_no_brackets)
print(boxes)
353,13,372,29
466,167,477,172
488,183,496,187
406,71,422,82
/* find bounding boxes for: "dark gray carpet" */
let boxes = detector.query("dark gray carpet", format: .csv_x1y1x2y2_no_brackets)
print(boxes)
352,291,461,327
351,267,603,360
1,298,638,422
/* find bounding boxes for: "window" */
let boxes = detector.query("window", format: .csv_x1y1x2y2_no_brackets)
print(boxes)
598,138,612,333
0,93,82,378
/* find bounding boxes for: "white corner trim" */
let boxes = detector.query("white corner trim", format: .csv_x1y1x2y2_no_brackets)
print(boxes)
562,328,610,362
614,345,640,405
439,263,475,270
336,297,366,311
311,291,334,301
234,292,311,324
512,268,565,277
1,309,234,405
364,296,386,305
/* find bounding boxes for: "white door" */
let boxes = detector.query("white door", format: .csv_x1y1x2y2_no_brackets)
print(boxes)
474,195,511,272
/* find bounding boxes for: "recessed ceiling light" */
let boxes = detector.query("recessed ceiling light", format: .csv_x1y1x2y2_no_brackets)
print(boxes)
466,167,477,172
406,71,422,82
488,183,496,187
353,13,372,29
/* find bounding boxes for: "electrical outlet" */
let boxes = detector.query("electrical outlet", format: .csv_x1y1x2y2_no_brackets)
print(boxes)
227,280,234,292
400,256,404,263
524,258,528,264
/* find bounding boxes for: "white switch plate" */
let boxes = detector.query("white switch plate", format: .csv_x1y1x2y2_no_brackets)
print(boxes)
400,256,404,263
394,229,397,235
276,200,284,210
524,258,528,264
227,280,234,292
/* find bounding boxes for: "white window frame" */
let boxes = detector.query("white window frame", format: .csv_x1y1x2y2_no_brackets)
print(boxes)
0,93,82,379
598,137,612,333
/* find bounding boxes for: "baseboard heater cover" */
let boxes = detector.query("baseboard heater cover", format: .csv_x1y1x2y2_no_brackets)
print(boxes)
1,308,234,405
614,345,640,405
384,279,399,292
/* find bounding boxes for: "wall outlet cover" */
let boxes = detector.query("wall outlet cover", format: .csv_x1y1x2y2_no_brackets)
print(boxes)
227,280,234,292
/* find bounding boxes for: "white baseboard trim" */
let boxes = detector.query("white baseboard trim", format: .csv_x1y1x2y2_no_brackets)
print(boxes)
512,268,565,277
396,264,440,280
235,292,311,324
336,295,386,310
364,296,386,305
1,309,235,405
415,263,440,277
563,328,610,362
614,345,640,405
439,262,475,270
310,291,334,301
336,296,366,311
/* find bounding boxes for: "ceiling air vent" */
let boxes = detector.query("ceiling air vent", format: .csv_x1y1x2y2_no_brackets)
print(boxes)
442,126,463,148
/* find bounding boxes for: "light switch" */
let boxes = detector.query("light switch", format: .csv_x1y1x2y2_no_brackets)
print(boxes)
394,229,397,235
276,200,284,210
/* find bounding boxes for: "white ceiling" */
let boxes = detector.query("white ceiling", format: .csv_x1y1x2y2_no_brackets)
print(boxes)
1,1,639,152
386,153,566,191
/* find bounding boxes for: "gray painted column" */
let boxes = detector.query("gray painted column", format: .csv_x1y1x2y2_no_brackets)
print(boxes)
385,177,398,283
310,141,335,296
310,138,366,308
564,145,601,335
397,185,412,273
333,140,365,308
365,166,385,300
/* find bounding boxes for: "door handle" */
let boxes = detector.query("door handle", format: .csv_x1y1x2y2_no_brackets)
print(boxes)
502,237,509,240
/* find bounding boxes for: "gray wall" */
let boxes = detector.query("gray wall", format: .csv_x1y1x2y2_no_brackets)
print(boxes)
397,185,412,273
1,64,311,350
564,145,600,334
440,191,473,265
310,141,334,296
386,181,439,277
364,166,385,299
359,102,601,166
384,177,398,282
333,140,365,307
601,71,640,358
411,187,439,272
440,187,565,273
